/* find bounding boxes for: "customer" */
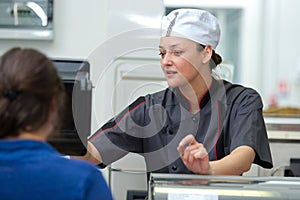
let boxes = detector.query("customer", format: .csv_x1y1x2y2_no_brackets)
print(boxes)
0,47,113,200
81,8,273,176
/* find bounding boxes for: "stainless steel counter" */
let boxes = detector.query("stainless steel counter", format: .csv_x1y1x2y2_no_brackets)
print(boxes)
149,173,300,200
264,116,300,140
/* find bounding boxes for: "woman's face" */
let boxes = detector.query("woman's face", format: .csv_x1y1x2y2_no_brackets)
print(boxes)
159,36,206,88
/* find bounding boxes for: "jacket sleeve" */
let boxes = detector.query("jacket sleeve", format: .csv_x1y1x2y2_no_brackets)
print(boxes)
88,96,148,165
228,88,273,169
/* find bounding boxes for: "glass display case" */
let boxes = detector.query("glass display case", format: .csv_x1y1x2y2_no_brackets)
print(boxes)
148,173,300,200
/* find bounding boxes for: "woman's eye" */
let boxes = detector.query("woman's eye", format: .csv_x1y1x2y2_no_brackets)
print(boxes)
173,50,183,56
159,52,165,57
158,50,183,57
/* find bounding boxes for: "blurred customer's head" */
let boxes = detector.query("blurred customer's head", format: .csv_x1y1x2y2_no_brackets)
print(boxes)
0,47,65,140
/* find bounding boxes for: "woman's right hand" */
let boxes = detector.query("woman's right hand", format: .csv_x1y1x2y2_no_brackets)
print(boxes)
177,134,212,175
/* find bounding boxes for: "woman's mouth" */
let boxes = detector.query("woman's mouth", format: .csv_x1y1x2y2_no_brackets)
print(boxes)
166,70,177,75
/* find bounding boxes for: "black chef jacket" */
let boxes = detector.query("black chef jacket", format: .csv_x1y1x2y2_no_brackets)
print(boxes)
90,78,273,174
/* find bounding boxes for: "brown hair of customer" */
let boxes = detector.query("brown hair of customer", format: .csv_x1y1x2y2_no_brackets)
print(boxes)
0,47,65,139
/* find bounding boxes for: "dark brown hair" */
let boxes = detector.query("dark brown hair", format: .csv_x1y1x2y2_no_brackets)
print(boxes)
197,44,222,70
0,47,65,139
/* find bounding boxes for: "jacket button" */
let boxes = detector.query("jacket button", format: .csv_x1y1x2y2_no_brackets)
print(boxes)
171,165,177,171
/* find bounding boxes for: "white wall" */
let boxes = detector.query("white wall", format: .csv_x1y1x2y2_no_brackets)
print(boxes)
89,0,164,133
261,0,300,108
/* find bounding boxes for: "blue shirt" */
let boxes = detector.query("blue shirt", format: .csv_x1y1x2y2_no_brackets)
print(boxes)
0,139,113,200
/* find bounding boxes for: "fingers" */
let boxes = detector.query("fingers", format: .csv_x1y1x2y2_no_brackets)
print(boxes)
177,134,208,162
194,147,208,159
188,148,199,163
181,143,207,162
177,135,211,175
177,134,195,156
177,134,207,160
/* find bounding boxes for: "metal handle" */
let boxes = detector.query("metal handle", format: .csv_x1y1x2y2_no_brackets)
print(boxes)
25,2,48,26
13,2,48,26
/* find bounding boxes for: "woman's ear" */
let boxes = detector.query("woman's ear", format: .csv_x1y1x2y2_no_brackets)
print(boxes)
45,97,59,137
49,97,57,113
47,97,58,126
202,46,213,64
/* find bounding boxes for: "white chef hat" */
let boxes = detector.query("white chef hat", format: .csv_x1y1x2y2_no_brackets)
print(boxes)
161,9,221,50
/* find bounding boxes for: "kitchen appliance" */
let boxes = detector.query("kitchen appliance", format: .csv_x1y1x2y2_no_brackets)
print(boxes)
0,0,53,40
48,59,92,156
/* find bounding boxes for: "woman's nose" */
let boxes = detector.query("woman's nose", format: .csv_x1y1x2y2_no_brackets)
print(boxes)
161,52,172,66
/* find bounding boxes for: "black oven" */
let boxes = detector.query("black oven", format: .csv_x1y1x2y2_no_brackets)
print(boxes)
48,59,92,156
